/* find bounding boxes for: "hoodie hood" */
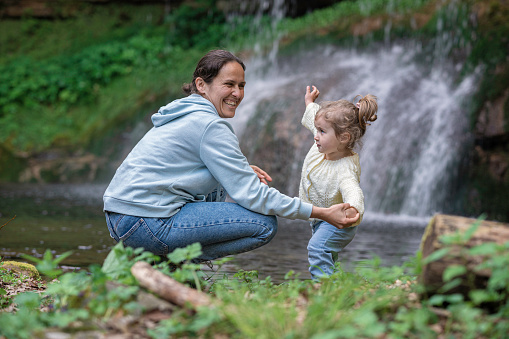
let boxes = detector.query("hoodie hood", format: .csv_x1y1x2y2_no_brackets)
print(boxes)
151,94,218,127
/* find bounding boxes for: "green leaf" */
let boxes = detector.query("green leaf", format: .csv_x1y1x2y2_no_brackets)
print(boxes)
468,242,498,256
423,248,450,264
427,294,446,306
353,309,378,327
444,293,464,304
101,242,128,275
469,289,498,305
443,264,467,282
21,249,73,279
438,278,463,293
167,243,203,264
461,216,484,242
13,292,41,310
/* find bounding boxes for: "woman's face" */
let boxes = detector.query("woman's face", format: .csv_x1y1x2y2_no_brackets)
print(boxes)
196,61,246,118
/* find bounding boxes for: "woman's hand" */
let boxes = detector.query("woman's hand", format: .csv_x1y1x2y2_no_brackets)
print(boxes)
305,85,320,106
250,165,273,185
310,203,359,229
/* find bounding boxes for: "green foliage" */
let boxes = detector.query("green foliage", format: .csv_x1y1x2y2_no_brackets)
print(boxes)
0,242,211,338
156,242,207,290
0,35,171,152
2,229,509,338
0,292,46,339
0,267,16,309
101,241,160,285
421,216,509,336
148,307,223,339
165,0,227,49
0,35,166,111
20,249,73,279
280,0,431,37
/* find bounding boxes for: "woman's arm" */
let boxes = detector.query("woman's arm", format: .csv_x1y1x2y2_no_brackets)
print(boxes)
201,120,313,220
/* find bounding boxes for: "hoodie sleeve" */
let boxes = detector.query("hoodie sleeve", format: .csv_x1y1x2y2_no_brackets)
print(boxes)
199,119,313,220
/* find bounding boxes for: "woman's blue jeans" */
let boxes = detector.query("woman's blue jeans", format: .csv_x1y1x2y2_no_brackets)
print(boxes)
307,220,357,279
105,202,278,261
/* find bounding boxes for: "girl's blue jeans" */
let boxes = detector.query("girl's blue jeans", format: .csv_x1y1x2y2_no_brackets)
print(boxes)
105,201,278,261
307,220,357,279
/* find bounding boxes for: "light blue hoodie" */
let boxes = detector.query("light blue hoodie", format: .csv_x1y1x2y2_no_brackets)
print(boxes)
103,94,313,220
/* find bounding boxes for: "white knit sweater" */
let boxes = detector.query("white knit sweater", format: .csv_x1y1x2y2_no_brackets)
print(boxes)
298,103,364,225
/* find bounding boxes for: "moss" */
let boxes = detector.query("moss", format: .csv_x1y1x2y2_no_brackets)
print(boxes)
0,261,40,279
419,215,436,252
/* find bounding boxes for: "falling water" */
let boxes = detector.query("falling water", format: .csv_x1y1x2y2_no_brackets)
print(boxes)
225,0,288,69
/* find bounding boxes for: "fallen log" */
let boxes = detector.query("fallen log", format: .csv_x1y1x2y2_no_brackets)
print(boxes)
131,261,212,309
420,214,509,294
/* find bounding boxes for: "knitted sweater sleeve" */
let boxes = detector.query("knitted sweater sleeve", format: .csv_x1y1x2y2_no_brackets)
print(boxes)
301,103,320,134
338,167,364,226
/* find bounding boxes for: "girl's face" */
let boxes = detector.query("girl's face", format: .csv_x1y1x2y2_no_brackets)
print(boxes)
314,116,349,160
196,61,246,119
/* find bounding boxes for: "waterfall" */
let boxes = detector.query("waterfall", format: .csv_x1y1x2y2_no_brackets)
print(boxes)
225,0,287,66
231,42,479,218
225,0,480,218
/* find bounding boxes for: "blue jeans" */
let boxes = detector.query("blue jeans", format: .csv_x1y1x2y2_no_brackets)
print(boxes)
105,202,278,261
307,220,357,279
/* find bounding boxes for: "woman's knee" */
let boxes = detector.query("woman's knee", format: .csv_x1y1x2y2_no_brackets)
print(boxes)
256,214,277,243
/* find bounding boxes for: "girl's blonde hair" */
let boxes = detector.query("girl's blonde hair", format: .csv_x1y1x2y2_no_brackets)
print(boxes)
316,94,378,149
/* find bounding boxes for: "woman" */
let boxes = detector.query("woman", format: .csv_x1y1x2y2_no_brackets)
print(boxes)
103,50,359,262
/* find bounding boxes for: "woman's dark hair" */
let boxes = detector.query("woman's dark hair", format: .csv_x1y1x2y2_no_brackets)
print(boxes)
182,50,246,94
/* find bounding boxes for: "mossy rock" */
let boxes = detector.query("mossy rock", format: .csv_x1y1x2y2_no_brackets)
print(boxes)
0,261,40,279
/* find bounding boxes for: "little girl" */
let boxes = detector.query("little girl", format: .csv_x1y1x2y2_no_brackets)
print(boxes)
299,85,378,279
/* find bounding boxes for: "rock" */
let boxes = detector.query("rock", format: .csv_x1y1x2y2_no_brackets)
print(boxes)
420,214,509,295
0,260,40,279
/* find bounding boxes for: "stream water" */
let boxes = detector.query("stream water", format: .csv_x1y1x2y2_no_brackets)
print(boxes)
0,183,426,281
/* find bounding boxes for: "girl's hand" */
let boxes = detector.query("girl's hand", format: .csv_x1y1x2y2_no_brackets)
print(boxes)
305,85,320,106
345,207,358,219
250,165,273,185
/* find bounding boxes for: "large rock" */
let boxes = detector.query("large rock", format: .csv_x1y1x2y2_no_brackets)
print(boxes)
420,214,509,295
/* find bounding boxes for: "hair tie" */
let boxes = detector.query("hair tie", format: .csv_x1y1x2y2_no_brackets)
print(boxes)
355,102,361,109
